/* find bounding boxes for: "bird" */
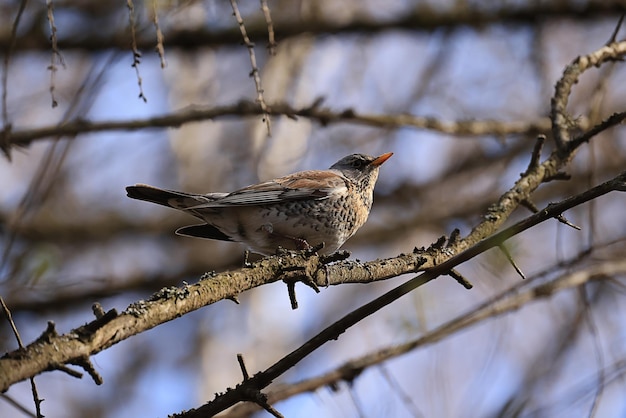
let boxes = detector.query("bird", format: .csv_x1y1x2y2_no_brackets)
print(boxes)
126,152,392,255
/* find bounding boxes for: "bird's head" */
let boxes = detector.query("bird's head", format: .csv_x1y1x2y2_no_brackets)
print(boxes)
330,152,393,185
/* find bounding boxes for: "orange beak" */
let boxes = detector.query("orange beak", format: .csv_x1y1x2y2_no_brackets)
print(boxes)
369,152,393,167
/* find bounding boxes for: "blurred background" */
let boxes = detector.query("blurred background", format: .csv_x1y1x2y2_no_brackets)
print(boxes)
1,0,626,417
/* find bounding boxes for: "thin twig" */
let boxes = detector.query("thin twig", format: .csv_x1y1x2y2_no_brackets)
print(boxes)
378,364,425,418
555,214,581,230
0,393,37,418
579,285,605,418
46,0,65,108
1,297,25,348
150,0,167,68
447,268,473,289
524,134,545,175
70,356,103,385
286,281,298,309
1,298,44,417
498,244,526,280
230,0,271,135
1,0,29,159
237,354,250,381
259,0,277,55
570,111,626,150
606,14,624,45
126,0,147,102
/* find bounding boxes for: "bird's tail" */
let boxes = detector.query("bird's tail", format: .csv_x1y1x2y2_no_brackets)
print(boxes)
126,184,207,210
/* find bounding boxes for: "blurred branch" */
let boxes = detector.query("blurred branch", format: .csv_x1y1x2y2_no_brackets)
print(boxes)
230,0,271,135
1,296,44,418
1,100,555,151
125,0,147,102
499,280,615,416
3,268,209,314
149,0,166,68
45,0,64,108
222,258,626,418
0,0,28,158
3,1,624,53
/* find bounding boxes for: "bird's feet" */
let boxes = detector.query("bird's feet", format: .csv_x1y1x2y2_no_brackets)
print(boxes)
261,223,315,252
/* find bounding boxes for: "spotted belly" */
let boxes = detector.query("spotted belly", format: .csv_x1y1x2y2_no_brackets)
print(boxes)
202,196,366,255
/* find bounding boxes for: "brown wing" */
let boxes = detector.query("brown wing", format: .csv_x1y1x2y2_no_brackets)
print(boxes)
185,170,349,208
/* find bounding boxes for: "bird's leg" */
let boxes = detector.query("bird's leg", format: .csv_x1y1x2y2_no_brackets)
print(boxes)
260,224,312,251
242,250,253,268
293,238,313,251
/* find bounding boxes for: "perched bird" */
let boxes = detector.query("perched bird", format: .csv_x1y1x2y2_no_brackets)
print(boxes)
126,152,392,255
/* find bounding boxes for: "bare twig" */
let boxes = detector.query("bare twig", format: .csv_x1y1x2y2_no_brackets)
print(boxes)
46,0,65,108
1,297,44,418
237,354,250,381
259,0,277,55
230,0,271,135
498,244,526,280
0,393,37,418
235,354,283,418
150,0,167,68
447,268,473,289
579,285,605,418
555,214,581,230
1,0,29,159
70,356,103,385
1,297,25,349
524,134,546,175
606,14,624,44
126,0,147,102
378,365,425,418
570,111,626,150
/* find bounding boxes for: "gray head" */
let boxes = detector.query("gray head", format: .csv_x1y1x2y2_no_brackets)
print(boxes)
330,153,393,181
330,152,392,212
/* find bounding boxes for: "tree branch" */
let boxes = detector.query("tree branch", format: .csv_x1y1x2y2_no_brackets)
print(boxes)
223,258,626,417
3,2,624,53
1,100,554,150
